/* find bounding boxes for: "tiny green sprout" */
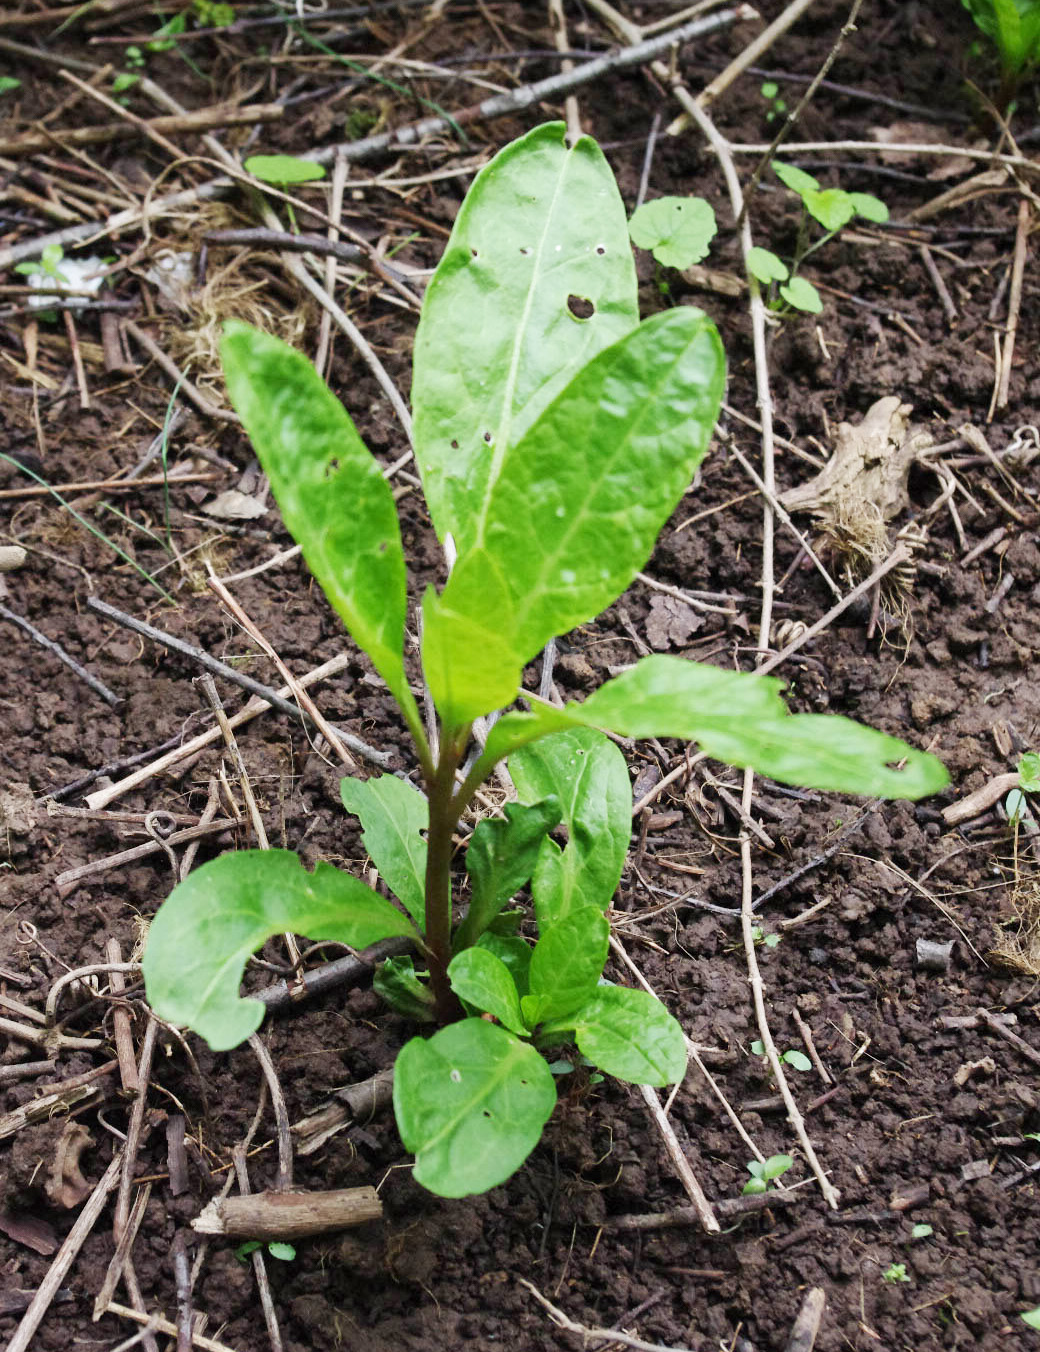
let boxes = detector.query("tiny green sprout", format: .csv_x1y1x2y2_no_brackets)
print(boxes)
910,1223,934,1240
742,1152,793,1195
750,925,781,949
0,77,21,95
1023,1306,1040,1330
628,196,718,270
759,81,787,123
125,45,146,68
112,72,140,95
235,1240,297,1263
751,1040,810,1070
882,1262,911,1284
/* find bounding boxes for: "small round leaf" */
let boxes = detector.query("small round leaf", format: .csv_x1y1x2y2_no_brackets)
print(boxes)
747,247,789,284
628,196,718,269
779,277,823,313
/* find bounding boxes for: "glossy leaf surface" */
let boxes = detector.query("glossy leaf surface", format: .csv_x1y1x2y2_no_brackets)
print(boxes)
573,986,687,1086
143,851,418,1051
411,122,639,549
220,322,416,722
455,798,561,951
448,948,526,1034
510,728,630,927
424,307,726,722
394,1019,556,1196
340,774,428,927
522,906,609,1027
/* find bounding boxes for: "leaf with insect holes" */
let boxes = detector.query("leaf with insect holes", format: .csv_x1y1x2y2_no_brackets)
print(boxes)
394,1019,556,1197
142,851,419,1051
448,947,526,1034
780,276,823,313
411,121,639,550
244,154,325,184
747,247,789,284
455,798,562,951
220,323,419,729
340,774,428,927
483,656,948,800
422,306,726,722
628,196,718,269
510,728,631,928
521,906,610,1027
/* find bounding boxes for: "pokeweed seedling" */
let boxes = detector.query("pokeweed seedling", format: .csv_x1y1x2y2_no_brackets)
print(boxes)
142,122,947,1200
742,1153,793,1195
749,162,888,316
882,1263,911,1284
750,924,781,949
750,1040,811,1072
961,0,1040,96
759,80,787,123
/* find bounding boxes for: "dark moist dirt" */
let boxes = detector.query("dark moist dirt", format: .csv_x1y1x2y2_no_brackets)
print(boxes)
2,2,1040,1349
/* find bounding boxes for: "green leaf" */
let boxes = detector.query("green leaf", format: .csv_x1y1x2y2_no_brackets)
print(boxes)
0,77,22,94
773,160,820,198
510,728,631,928
455,798,562,951
244,154,326,184
628,196,718,269
112,73,140,93
266,1243,296,1261
411,122,639,549
475,933,532,996
782,1049,812,1071
760,1152,794,1180
747,247,789,284
742,1176,768,1195
572,986,687,1086
522,906,609,1027
1019,751,1040,792
779,276,823,313
911,1223,934,1239
849,191,889,224
394,1019,557,1196
143,851,419,1051
423,306,726,722
486,658,947,800
220,323,418,729
1022,1306,1040,1330
803,187,856,232
373,955,436,1021
340,774,428,927
448,948,526,1034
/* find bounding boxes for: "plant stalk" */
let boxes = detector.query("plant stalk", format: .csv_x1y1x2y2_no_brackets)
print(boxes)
422,725,468,1022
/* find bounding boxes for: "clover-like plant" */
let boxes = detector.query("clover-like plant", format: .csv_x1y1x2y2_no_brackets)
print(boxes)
749,161,888,315
142,122,947,1199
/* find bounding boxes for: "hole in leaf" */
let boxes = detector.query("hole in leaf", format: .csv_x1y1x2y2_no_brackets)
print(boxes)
483,431,493,444
483,1109,492,1117
449,1069,461,1083
595,245,606,255
567,294,595,320
470,248,478,258
520,246,531,256
324,458,339,478
450,439,459,449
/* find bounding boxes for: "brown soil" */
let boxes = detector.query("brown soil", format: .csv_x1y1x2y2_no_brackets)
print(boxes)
2,2,1040,1350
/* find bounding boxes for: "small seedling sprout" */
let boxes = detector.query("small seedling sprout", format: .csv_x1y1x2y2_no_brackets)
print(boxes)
742,1153,793,1195
882,1263,911,1284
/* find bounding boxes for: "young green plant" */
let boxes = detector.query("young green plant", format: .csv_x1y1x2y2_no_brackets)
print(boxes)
748,162,888,315
961,0,1040,98
142,122,947,1200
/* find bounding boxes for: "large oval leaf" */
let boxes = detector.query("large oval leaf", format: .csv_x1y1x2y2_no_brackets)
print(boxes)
143,851,418,1051
423,306,726,722
411,122,638,549
522,906,609,1027
220,322,417,726
394,1019,556,1197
